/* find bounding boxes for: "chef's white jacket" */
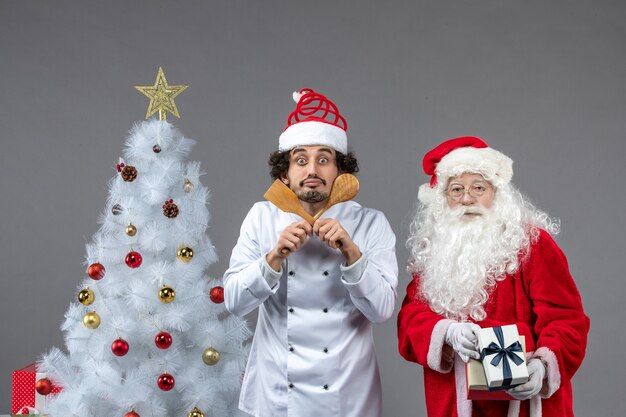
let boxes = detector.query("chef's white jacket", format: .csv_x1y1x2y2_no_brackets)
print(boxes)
224,200,398,417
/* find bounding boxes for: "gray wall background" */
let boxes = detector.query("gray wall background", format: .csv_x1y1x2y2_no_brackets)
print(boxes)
1,1,624,415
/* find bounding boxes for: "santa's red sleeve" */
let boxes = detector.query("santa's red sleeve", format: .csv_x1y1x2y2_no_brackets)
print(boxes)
521,230,590,397
397,276,456,373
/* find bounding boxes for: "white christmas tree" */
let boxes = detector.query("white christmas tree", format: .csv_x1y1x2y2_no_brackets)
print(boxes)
38,69,251,417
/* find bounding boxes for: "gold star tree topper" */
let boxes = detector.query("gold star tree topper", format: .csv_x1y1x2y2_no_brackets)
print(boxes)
135,67,188,121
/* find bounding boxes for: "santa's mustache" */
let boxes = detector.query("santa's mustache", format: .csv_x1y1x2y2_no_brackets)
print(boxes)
447,205,489,218
462,207,487,216
300,175,327,186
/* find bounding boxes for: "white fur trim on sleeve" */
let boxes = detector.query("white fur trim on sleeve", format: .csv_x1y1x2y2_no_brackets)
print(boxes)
507,400,521,417
505,397,542,417
428,319,455,372
454,354,473,417
532,346,561,398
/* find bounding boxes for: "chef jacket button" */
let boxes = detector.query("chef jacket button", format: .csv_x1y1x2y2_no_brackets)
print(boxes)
323,308,328,313
323,270,329,276
323,347,328,353
289,383,294,389
323,384,329,390
288,270,295,276
289,307,294,313
289,346,294,352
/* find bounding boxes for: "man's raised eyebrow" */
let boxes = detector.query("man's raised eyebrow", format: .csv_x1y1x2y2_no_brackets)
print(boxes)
317,147,334,154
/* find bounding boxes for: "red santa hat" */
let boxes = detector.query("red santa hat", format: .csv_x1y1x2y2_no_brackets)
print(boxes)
278,88,348,154
418,136,513,203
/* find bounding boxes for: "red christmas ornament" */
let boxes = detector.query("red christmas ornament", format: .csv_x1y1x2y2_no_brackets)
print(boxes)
21,407,30,414
35,378,52,396
116,162,125,172
155,331,173,349
87,263,106,280
125,251,142,268
209,286,224,304
157,373,175,391
111,338,130,356
124,411,140,417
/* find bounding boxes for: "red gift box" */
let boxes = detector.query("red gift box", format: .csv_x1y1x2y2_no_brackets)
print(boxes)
12,363,62,414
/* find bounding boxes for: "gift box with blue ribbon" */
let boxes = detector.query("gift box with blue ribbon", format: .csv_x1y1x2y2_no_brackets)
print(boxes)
476,325,529,390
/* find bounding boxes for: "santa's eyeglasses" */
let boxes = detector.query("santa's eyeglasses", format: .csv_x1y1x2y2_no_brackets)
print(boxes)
446,183,492,200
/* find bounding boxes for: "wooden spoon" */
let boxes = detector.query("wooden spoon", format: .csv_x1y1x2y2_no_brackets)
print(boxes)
264,173,360,253
313,173,360,220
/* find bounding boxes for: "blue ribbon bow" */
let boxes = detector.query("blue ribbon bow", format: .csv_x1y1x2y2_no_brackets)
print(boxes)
481,326,524,387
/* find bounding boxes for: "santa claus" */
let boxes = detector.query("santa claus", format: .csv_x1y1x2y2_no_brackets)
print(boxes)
397,137,589,417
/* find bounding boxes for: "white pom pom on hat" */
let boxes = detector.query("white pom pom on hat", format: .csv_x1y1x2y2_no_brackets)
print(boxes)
279,88,348,154
292,90,304,103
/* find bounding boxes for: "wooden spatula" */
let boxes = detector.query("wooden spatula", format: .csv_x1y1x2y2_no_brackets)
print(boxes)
263,179,316,224
264,173,360,253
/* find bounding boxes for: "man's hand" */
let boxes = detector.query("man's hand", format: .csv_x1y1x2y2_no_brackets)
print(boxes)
445,322,481,362
507,358,546,400
266,220,312,271
313,218,361,265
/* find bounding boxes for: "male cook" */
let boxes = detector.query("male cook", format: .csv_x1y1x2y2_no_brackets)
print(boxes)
224,88,398,417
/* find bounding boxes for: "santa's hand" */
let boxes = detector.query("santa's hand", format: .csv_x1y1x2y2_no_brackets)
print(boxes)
445,322,481,362
507,358,546,400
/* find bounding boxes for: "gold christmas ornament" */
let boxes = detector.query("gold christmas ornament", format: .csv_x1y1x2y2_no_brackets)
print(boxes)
135,67,188,121
183,179,193,193
187,407,205,417
177,246,193,263
125,224,137,237
158,285,176,303
78,288,95,306
83,311,101,329
202,347,220,365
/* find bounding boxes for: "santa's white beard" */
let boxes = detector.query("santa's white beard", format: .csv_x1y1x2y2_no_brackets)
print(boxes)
408,180,559,321
418,205,521,321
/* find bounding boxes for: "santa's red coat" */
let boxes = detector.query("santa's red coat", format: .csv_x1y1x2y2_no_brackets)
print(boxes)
398,230,590,417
